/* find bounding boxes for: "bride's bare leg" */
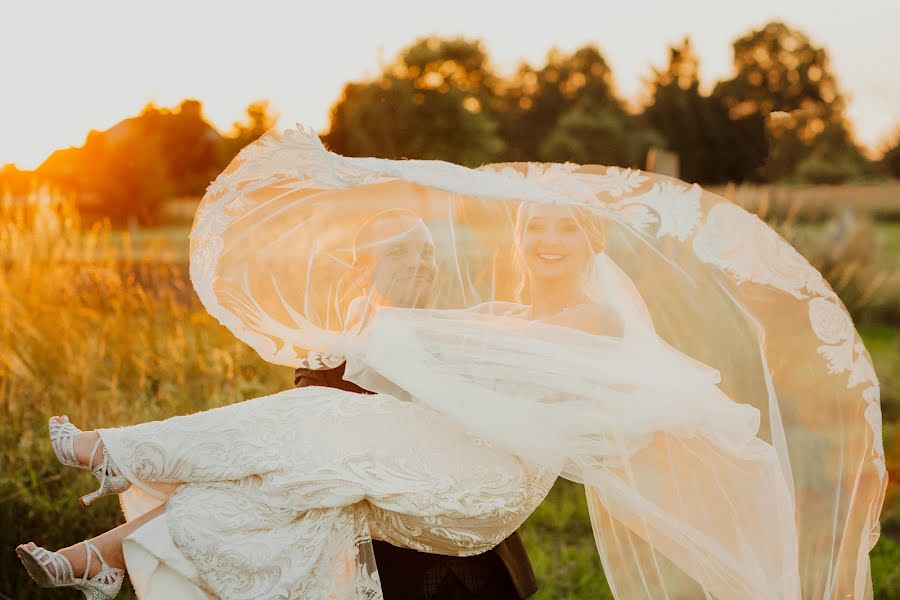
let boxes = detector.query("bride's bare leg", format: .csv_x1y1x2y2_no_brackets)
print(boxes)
50,415,103,467
20,502,167,577
72,429,101,467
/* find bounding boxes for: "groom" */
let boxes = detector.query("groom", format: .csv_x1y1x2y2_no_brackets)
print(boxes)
294,209,539,599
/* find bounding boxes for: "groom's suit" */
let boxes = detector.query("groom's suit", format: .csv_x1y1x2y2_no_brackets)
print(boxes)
294,362,539,600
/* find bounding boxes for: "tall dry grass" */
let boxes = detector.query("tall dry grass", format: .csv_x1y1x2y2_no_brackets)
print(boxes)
1,188,898,598
711,181,900,221
733,186,900,327
0,189,290,598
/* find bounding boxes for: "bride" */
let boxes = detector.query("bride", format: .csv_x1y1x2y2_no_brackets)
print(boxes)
16,125,886,599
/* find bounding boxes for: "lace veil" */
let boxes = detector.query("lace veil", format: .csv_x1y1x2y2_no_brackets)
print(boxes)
189,125,886,599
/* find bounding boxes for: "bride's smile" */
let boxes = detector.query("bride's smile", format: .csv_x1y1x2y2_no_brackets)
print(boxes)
517,204,594,284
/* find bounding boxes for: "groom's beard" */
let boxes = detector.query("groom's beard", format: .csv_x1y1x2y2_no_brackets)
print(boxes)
391,287,436,309
379,272,437,309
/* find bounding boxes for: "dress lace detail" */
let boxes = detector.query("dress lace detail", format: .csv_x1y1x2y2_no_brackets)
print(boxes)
692,202,884,482
177,124,885,598
99,387,556,599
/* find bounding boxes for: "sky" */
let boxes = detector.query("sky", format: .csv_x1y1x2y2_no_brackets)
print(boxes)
1,0,898,169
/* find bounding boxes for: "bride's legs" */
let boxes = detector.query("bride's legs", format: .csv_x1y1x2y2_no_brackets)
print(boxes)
74,431,101,466
20,502,166,578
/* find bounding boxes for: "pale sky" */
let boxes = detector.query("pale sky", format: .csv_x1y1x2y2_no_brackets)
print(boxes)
2,0,898,169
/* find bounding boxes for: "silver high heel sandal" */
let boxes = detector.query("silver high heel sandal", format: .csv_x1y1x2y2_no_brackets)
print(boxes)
49,416,131,506
16,540,125,599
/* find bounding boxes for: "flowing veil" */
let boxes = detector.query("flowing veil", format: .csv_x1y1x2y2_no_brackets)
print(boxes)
587,251,655,339
187,125,886,599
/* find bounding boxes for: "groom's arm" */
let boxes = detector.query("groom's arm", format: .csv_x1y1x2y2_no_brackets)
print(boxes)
293,361,539,599
294,363,372,394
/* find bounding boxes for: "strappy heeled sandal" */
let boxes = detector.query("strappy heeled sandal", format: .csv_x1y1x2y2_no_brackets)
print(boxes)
49,416,131,506
16,540,125,599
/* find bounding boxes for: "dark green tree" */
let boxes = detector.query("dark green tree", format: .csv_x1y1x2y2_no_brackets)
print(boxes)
793,121,877,184
713,21,871,182
714,21,843,118
495,45,620,161
643,38,768,182
540,101,663,168
325,36,505,167
881,127,900,179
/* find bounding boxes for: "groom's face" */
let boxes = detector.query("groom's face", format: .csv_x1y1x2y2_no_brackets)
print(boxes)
363,215,438,308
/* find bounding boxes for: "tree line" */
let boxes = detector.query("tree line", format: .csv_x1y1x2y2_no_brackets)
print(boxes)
2,20,899,225
325,22,894,184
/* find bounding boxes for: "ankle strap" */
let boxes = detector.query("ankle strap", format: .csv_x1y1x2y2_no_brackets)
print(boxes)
88,435,103,469
87,437,104,471
81,540,111,581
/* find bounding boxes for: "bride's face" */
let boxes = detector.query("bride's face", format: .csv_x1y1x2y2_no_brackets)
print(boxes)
517,204,593,284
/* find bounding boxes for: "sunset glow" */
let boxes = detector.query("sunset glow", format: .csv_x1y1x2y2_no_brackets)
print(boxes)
2,0,898,169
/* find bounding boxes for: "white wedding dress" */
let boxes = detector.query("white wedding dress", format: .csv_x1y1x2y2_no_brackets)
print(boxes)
103,373,557,599
94,124,884,599
101,306,797,599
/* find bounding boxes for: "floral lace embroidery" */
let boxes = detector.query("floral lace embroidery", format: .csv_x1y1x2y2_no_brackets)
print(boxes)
692,202,883,483
100,386,556,599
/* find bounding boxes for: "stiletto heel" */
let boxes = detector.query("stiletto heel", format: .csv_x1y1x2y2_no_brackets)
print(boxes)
79,436,131,507
79,488,105,508
16,540,124,599
49,417,131,506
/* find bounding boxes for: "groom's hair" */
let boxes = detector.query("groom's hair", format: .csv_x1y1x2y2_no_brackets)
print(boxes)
351,208,425,268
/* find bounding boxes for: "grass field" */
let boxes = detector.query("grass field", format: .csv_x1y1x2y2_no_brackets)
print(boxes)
1,194,899,598
709,181,900,221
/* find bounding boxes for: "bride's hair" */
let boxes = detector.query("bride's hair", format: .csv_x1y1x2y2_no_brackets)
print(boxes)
511,202,607,303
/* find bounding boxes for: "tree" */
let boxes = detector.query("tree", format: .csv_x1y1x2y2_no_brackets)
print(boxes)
540,101,662,168
495,45,620,161
225,100,280,159
643,38,768,183
326,39,664,168
76,124,173,225
714,21,843,119
881,127,900,179
0,164,34,196
713,21,870,182
325,36,505,167
156,100,227,197
793,121,877,184
35,100,226,224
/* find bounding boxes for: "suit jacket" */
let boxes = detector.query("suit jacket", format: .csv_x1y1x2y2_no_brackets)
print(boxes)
294,362,538,599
